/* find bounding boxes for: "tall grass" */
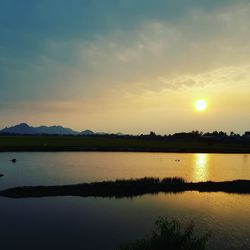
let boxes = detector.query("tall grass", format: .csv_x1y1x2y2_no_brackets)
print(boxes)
114,177,186,185
117,217,210,250
161,177,186,184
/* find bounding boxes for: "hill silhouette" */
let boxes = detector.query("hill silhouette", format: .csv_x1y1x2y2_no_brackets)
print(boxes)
1,123,83,135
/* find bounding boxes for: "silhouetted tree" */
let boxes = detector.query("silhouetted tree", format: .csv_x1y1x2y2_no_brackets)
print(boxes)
149,131,156,136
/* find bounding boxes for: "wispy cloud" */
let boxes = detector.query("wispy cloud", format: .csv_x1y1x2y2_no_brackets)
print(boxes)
20,1,250,98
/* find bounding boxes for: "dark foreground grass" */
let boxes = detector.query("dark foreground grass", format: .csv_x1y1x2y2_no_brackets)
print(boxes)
117,217,210,250
1,177,250,198
0,135,250,153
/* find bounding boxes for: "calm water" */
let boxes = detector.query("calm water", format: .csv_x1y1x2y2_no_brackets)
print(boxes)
0,152,250,250
0,152,250,189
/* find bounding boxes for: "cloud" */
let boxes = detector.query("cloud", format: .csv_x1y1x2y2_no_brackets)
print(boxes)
46,1,250,96
1,0,250,132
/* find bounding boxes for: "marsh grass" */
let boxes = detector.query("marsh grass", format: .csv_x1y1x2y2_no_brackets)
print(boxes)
1,177,250,198
118,217,210,250
114,177,186,185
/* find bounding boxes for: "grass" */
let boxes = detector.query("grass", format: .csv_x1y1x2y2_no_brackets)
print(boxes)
117,217,210,250
1,177,250,198
0,135,250,152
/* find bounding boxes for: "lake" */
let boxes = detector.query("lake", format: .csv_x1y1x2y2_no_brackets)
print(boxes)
0,152,250,249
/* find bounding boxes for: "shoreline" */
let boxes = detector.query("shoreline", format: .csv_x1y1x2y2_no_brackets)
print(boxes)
1,147,250,153
0,135,250,153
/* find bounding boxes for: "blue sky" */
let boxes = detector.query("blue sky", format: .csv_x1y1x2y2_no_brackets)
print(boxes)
1,0,250,133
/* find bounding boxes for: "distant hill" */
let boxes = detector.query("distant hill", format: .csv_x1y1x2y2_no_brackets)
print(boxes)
0,123,37,134
0,123,79,135
36,125,78,135
0,123,126,136
80,130,95,135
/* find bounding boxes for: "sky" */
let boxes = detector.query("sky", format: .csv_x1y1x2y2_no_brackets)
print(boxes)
1,0,250,134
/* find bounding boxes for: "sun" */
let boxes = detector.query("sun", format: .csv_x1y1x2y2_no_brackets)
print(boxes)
194,99,207,112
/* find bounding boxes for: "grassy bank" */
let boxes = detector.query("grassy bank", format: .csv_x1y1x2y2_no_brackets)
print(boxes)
0,135,250,153
1,177,250,198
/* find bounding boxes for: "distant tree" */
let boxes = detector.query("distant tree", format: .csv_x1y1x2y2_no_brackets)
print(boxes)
230,131,235,137
149,131,156,136
211,131,219,136
191,130,200,136
218,131,227,137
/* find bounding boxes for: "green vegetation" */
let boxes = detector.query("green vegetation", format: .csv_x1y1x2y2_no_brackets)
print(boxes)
117,217,210,250
0,135,250,152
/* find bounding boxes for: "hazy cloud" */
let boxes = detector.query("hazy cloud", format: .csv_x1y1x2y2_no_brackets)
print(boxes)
1,0,250,132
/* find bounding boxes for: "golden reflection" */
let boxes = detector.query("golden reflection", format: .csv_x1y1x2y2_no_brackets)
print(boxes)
192,154,210,182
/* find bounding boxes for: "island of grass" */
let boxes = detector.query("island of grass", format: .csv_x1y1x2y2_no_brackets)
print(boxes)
1,177,250,198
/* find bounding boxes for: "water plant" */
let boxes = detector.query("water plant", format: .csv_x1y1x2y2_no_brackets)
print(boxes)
117,217,210,250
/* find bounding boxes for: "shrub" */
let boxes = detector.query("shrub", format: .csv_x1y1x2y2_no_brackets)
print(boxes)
117,217,210,250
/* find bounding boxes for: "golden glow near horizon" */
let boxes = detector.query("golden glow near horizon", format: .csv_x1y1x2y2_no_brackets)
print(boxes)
194,99,207,112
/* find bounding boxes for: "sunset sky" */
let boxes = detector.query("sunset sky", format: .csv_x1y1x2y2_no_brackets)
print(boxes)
1,0,250,134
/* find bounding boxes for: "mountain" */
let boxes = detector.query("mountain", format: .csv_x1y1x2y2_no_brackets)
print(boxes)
0,122,125,136
0,123,79,135
36,125,78,135
80,129,95,135
0,123,124,136
0,123,37,134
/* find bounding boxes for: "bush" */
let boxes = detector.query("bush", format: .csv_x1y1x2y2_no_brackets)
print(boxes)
117,217,210,250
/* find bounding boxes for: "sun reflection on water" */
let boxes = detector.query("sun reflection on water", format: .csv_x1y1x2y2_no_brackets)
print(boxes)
192,154,210,182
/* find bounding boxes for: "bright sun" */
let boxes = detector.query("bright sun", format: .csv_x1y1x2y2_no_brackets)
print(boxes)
194,99,207,112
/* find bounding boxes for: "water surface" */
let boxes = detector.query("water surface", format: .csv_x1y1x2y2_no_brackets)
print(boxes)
0,152,249,189
0,152,250,250
0,192,249,250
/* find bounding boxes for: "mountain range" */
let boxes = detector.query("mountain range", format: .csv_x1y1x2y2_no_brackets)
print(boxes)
0,123,95,135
